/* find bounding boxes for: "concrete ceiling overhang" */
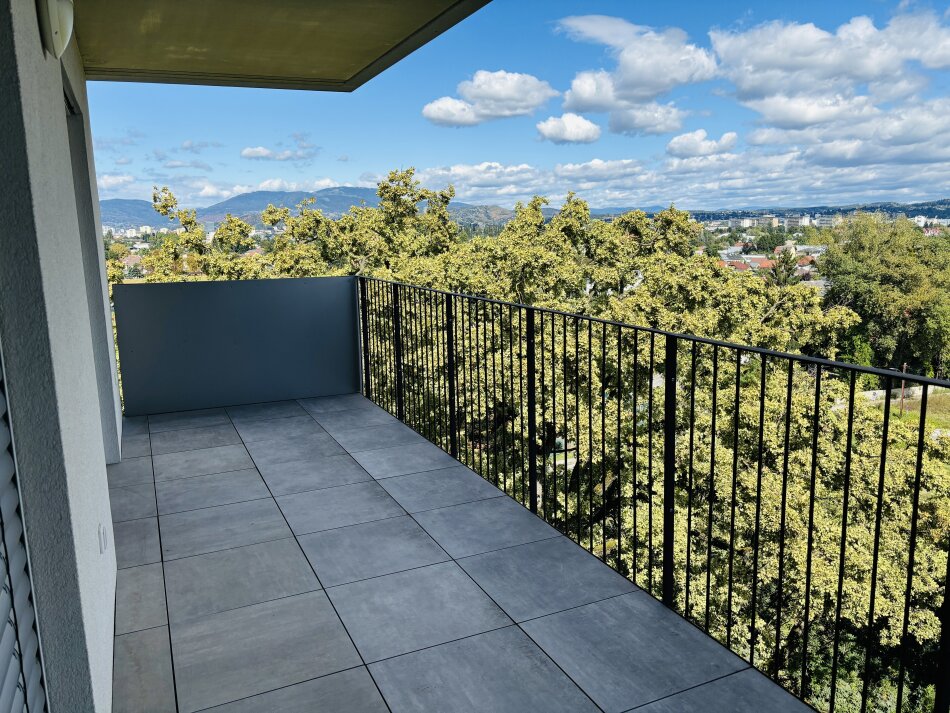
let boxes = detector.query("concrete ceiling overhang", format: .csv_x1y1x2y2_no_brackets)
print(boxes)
75,0,490,90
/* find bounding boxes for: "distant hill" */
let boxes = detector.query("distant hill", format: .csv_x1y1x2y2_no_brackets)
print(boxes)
99,188,950,232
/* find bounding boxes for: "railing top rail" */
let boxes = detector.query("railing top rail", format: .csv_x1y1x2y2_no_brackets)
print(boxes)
361,275,950,389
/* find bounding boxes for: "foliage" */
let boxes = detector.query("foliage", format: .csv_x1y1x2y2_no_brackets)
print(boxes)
105,169,949,713
820,214,950,377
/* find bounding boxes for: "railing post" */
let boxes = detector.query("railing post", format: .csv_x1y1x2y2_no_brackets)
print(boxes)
935,545,950,713
391,282,405,422
525,307,539,514
358,277,371,400
662,333,677,608
445,293,459,458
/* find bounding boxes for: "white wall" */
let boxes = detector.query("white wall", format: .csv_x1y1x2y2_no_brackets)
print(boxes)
0,0,120,709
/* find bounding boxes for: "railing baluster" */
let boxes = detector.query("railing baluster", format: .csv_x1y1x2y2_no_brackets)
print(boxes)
802,365,822,698
358,277,371,399
750,356,767,664
445,293,459,458
391,282,405,421
354,279,950,713
662,333,677,608
936,546,950,713
526,307,539,514
897,385,928,712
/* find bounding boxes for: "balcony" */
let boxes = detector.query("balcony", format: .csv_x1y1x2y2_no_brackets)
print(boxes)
108,276,949,713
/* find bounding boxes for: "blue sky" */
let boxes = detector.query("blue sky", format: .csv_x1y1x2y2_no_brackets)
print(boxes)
89,0,950,210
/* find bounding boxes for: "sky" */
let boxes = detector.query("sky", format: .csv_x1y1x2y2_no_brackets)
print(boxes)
89,0,950,210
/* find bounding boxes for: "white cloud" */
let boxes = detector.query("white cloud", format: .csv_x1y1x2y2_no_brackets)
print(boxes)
97,174,135,189
179,140,221,154
560,16,716,102
556,16,713,137
563,70,617,112
666,129,738,157
554,158,640,181
609,103,685,135
537,113,601,144
240,146,273,159
422,97,480,126
423,70,558,126
163,159,213,171
239,134,318,162
256,178,338,192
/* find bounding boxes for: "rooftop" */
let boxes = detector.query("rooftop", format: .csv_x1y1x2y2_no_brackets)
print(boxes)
110,394,809,713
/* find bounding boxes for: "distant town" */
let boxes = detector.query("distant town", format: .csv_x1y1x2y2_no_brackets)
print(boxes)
101,190,950,290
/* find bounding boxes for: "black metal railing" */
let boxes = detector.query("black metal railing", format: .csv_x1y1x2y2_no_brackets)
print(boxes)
358,276,950,713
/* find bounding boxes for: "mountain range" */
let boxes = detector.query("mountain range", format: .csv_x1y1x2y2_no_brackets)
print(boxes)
99,187,950,232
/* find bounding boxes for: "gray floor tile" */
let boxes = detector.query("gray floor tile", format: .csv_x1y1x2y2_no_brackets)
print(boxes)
370,626,599,713
150,423,241,456
113,627,176,713
110,483,157,522
227,400,307,422
351,441,459,479
327,561,511,662
233,415,326,443
414,496,559,558
298,393,377,414
164,538,319,624
521,593,747,712
313,406,400,434
122,416,149,436
633,668,810,713
156,468,269,514
159,498,291,560
115,563,167,635
148,407,229,433
245,431,344,467
122,433,151,458
153,444,253,482
171,591,361,713
276,481,405,535
379,465,502,513
257,454,372,495
115,517,161,568
299,516,448,587
459,536,636,622
332,422,422,453
205,667,388,713
107,456,154,488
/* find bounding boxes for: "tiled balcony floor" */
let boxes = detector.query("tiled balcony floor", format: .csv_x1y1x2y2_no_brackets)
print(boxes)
110,394,810,713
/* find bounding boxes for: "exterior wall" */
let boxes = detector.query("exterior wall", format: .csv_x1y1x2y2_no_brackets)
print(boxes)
114,277,362,415
0,0,119,709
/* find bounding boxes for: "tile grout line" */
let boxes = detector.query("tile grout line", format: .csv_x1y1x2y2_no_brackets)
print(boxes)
397,500,607,713
231,410,396,713
357,394,628,711
147,421,183,713
621,665,754,711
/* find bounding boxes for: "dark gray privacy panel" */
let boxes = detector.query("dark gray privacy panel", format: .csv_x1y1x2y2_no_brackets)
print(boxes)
114,277,360,415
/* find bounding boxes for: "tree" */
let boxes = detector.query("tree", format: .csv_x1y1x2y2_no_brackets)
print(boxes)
820,214,950,375
768,248,801,288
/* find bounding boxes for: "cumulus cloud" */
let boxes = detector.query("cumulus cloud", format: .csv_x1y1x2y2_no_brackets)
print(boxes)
256,177,338,192
97,174,135,189
537,113,601,144
163,159,213,171
423,70,558,126
608,103,685,136
240,134,318,162
559,16,716,101
556,16,714,136
666,129,738,158
180,140,221,154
